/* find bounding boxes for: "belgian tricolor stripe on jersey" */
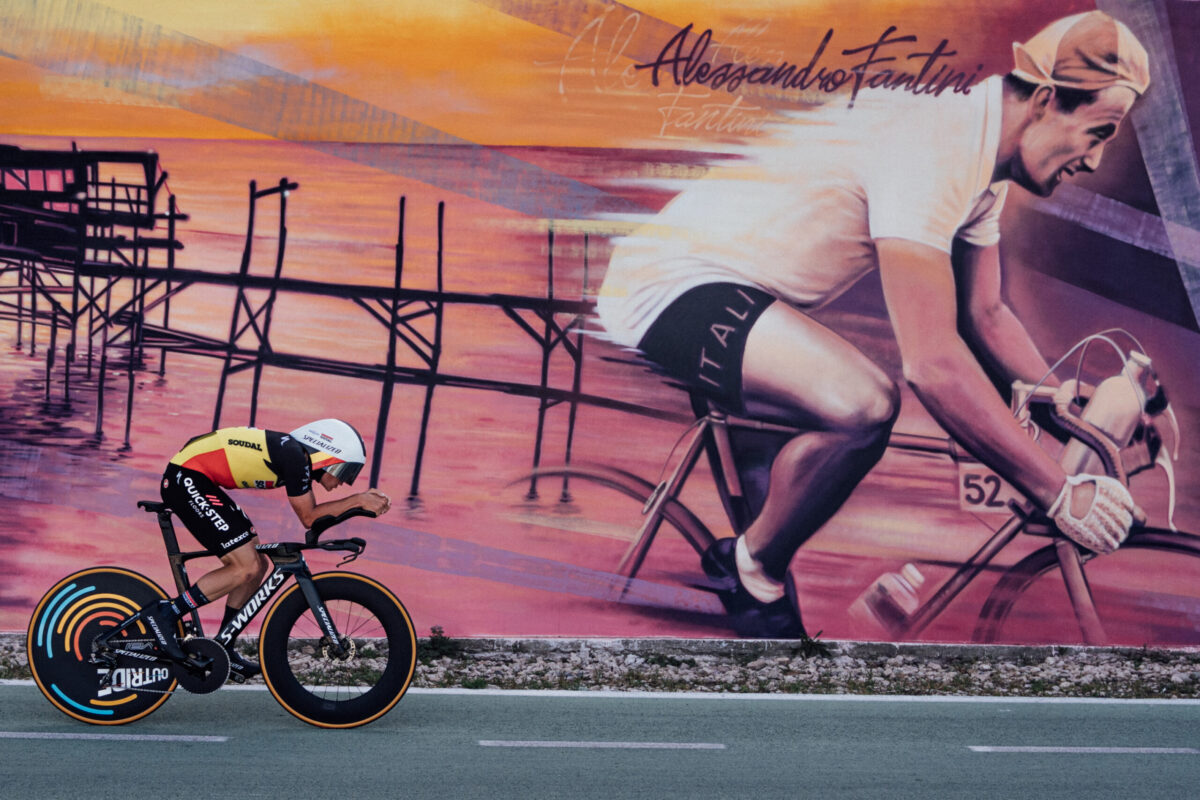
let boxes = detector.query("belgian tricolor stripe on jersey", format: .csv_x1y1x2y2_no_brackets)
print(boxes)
168,427,277,490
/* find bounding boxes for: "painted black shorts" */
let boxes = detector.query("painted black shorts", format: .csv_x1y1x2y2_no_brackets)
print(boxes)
637,282,776,414
162,465,256,557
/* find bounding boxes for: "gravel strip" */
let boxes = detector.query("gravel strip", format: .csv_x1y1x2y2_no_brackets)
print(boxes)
7,632,1200,698
413,636,1200,698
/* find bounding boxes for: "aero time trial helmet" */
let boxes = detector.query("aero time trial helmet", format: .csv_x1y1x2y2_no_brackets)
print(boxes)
289,418,366,485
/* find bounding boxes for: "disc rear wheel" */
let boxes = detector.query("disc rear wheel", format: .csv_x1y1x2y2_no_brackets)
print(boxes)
27,567,177,725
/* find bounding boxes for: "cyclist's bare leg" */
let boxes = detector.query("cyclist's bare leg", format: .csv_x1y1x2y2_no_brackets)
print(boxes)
194,537,270,607
739,303,899,582
138,539,268,661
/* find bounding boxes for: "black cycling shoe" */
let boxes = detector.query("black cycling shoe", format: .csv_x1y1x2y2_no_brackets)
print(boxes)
701,537,807,639
141,600,188,661
225,647,261,682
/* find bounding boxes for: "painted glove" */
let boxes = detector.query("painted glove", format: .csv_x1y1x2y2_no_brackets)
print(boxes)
1048,474,1135,555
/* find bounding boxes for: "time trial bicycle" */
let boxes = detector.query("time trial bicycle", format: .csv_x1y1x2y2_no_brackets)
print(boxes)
27,503,417,728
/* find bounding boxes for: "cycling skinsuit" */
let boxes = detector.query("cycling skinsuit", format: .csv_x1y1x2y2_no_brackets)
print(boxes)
162,427,312,556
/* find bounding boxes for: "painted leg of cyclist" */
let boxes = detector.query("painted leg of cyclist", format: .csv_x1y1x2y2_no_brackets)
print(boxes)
703,425,894,636
747,424,896,578
705,302,900,637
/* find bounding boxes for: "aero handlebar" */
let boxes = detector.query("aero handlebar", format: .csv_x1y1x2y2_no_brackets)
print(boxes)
305,507,378,545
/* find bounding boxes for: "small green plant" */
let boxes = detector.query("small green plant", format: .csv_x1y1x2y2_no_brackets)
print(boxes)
420,625,464,663
794,629,832,659
949,672,974,691
1130,645,1173,666
460,677,488,689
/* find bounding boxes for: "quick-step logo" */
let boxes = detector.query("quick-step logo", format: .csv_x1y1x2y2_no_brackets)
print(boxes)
182,476,231,532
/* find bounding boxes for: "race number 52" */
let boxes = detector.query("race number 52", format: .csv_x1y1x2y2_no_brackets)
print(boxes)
957,463,1021,513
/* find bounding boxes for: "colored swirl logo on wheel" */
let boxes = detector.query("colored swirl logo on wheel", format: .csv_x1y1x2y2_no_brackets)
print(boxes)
32,580,161,717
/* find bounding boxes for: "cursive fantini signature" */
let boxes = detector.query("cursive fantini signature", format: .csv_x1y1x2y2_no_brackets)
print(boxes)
635,24,982,108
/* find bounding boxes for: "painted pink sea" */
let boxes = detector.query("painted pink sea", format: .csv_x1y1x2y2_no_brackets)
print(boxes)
3,134,1198,646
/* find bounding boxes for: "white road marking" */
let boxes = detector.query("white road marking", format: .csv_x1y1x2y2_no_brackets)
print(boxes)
0,731,227,743
479,740,725,749
5,679,1200,705
970,746,1199,754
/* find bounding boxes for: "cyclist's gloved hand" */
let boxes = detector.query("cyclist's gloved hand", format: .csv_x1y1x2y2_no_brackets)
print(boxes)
1048,474,1136,554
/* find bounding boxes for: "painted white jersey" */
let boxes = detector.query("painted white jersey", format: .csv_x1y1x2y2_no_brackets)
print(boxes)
597,75,1009,347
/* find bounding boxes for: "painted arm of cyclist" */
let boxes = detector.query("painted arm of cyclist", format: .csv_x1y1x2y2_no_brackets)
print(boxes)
876,238,1134,552
287,486,391,530
952,241,1055,389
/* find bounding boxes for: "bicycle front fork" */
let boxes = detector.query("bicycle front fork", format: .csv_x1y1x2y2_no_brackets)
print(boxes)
296,573,350,658
1054,539,1106,644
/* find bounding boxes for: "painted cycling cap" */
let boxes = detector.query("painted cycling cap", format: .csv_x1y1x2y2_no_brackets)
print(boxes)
1012,11,1150,96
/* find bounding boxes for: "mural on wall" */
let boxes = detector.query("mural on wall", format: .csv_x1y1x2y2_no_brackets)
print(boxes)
2,0,1198,647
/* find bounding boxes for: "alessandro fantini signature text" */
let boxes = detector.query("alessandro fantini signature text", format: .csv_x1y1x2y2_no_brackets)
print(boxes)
634,24,982,107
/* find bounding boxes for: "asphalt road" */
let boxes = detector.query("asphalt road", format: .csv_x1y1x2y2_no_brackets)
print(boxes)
2,682,1199,799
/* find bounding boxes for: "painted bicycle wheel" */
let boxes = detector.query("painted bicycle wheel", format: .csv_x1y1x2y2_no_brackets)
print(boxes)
975,528,1200,646
513,465,717,577
27,567,177,725
500,464,733,626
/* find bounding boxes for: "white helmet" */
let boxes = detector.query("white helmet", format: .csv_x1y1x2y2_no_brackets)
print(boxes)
289,418,366,485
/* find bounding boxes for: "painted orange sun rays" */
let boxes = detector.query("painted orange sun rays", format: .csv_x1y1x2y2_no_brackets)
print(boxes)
0,0,1092,149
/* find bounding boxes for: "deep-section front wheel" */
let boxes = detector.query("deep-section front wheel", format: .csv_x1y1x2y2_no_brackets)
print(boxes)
258,572,416,728
974,528,1200,646
27,567,176,725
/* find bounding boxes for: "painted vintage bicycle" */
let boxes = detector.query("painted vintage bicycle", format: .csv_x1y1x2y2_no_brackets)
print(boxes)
522,332,1197,645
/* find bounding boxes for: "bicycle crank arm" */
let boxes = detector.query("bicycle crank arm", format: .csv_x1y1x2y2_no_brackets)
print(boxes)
172,638,230,694
96,638,168,665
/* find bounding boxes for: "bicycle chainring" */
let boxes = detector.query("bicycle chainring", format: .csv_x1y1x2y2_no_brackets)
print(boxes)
172,637,230,694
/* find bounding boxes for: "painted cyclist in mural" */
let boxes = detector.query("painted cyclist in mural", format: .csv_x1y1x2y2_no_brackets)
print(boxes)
597,11,1151,637
141,419,391,677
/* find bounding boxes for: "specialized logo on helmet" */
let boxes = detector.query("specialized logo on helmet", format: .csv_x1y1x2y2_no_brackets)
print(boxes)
301,432,342,455
289,420,364,480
